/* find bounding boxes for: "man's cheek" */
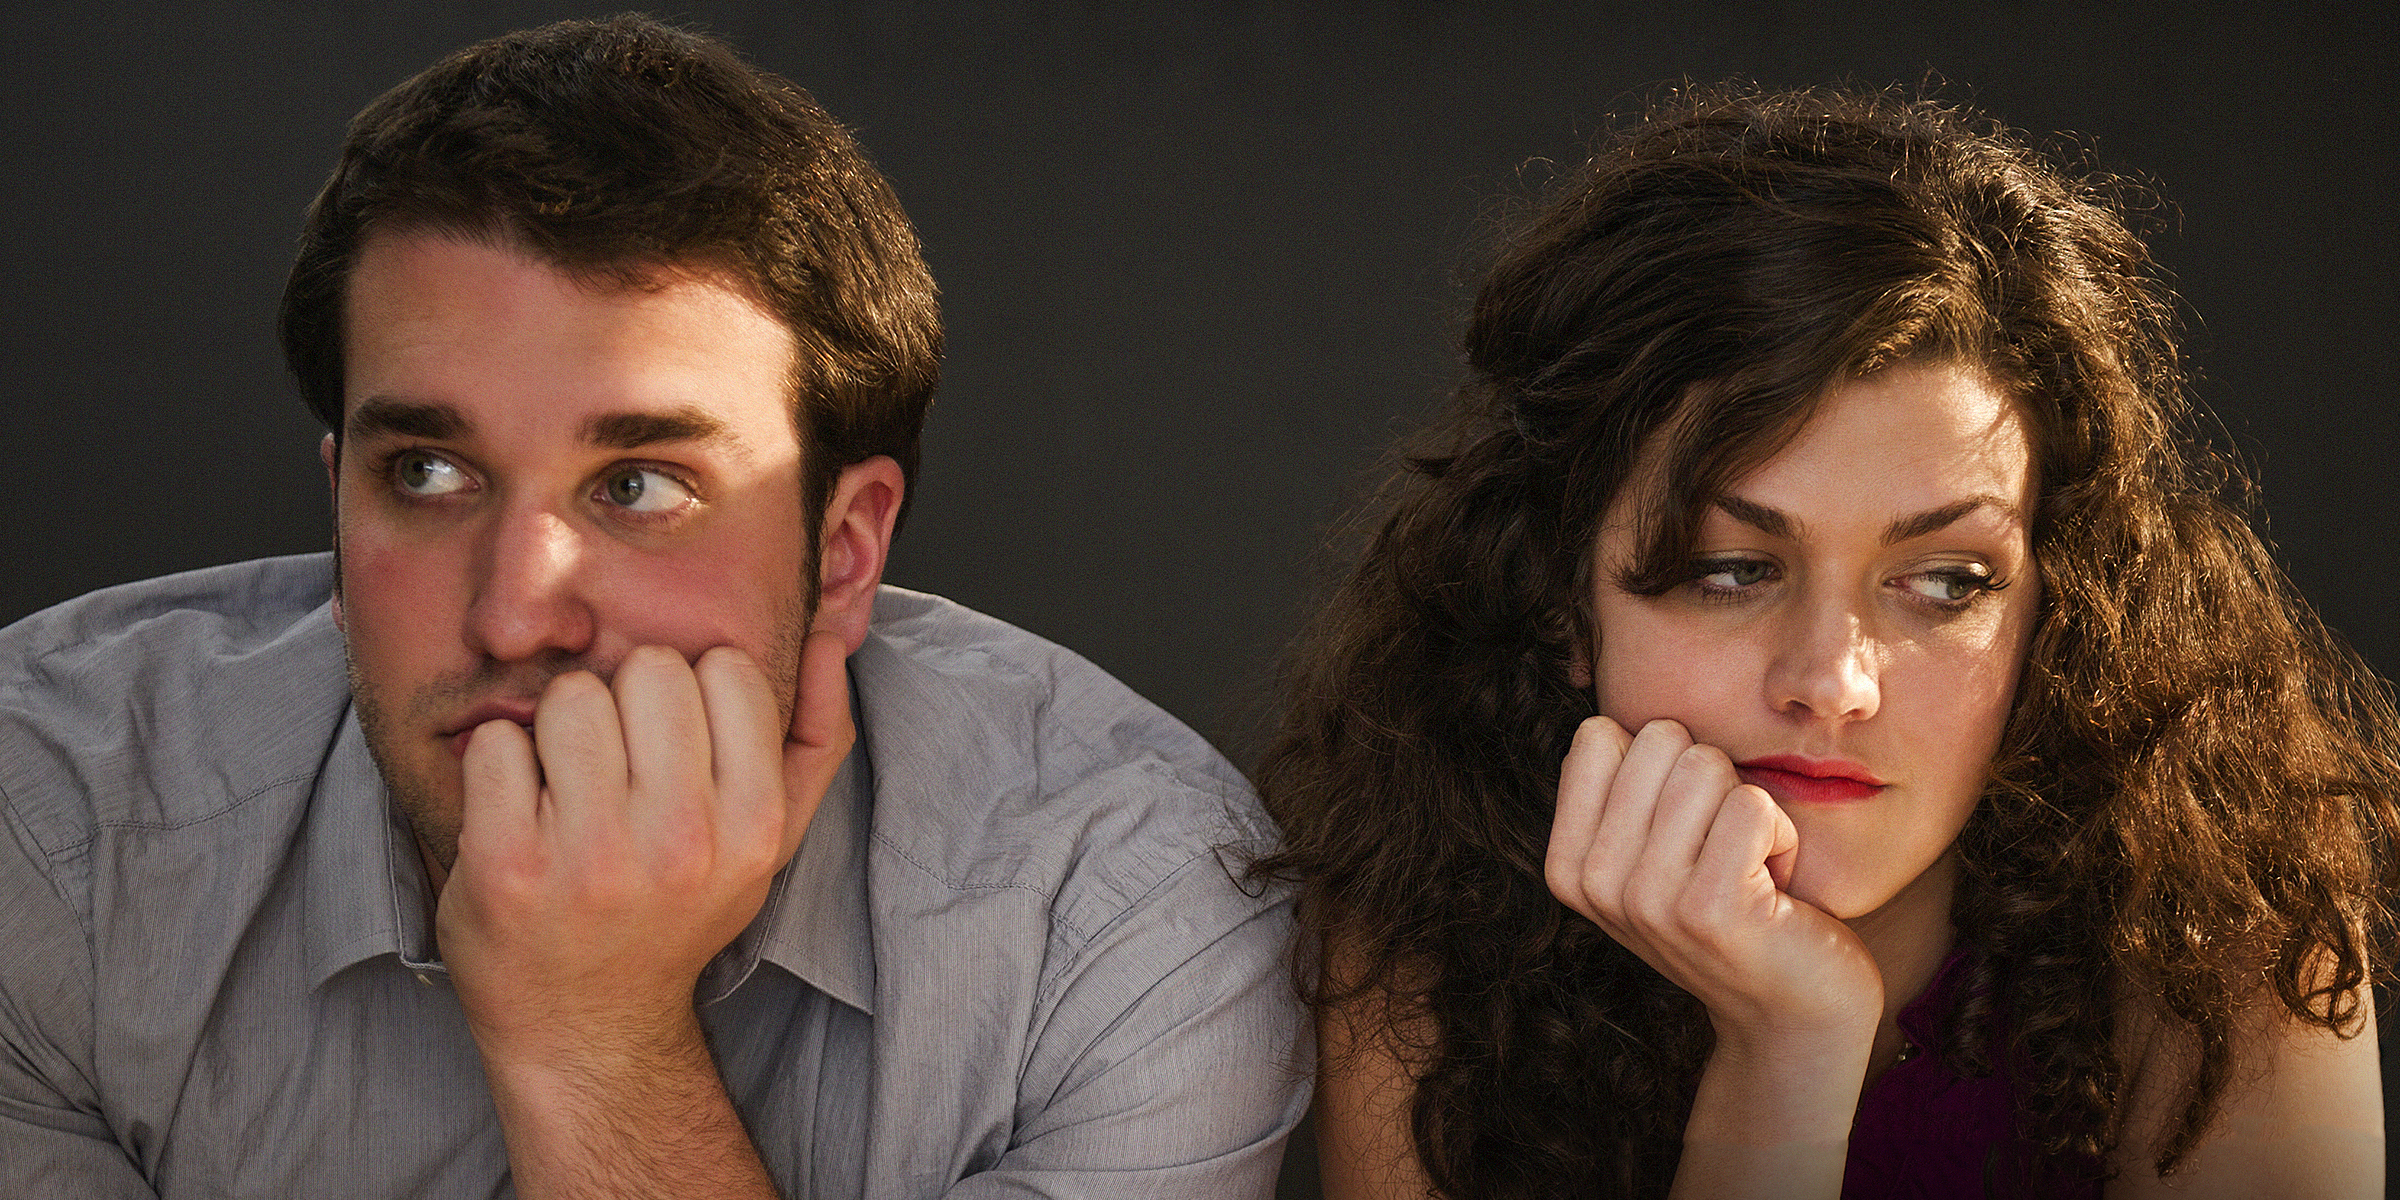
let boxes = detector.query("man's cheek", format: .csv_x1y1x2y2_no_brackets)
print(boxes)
344,542,470,644
584,572,793,667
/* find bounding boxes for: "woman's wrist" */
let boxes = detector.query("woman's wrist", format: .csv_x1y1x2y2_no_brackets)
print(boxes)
1690,1014,1878,1144
1665,1022,1875,1200
1703,974,1883,1060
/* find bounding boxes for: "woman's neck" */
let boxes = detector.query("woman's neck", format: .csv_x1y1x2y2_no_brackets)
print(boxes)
1844,848,1962,1084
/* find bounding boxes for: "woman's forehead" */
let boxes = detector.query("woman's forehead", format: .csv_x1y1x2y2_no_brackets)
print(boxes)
1728,362,2033,521
1601,359,2032,540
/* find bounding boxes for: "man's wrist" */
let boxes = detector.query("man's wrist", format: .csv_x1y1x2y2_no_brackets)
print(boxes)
466,996,712,1081
474,1005,781,1200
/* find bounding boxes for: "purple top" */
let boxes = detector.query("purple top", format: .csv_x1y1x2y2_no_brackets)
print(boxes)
1843,952,2103,1200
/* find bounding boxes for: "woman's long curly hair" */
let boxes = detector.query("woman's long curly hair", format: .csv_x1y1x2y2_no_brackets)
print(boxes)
1251,86,2400,1198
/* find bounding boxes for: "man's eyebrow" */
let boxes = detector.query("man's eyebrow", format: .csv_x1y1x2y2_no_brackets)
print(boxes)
582,407,735,451
348,398,466,442
1882,495,2019,545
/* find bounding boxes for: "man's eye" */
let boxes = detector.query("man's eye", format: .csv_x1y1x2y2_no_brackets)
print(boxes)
392,450,471,497
1694,558,1775,591
599,466,696,514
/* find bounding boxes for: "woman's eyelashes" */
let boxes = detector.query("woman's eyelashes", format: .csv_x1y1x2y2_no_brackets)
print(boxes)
1689,555,1777,600
1896,564,2009,610
1681,555,2008,613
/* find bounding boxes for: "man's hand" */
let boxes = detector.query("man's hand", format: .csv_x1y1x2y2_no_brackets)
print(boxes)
440,630,852,1057
441,631,850,1055
430,630,851,1199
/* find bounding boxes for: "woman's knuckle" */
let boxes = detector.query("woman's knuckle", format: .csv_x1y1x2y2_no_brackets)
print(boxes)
1672,741,1734,782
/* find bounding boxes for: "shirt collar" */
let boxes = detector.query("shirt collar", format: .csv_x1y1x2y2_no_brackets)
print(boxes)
299,707,434,987
300,683,879,1018
731,739,874,1013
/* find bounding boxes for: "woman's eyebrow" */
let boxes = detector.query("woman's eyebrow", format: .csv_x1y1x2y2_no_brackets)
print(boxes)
1709,493,2021,544
1881,495,2019,544
1713,494,1797,539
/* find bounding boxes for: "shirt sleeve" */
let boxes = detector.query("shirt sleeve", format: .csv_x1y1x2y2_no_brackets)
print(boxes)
0,797,159,1197
941,849,1312,1200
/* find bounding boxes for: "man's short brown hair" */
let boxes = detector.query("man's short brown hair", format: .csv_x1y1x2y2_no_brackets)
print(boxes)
279,13,941,525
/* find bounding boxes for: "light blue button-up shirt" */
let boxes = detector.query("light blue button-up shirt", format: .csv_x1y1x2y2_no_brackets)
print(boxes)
0,554,1308,1197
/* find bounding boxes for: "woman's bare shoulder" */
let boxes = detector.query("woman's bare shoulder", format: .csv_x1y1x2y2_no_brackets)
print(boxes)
1313,932,1441,1200
2106,965,2383,1199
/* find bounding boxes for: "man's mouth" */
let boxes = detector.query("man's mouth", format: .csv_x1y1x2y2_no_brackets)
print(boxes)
443,702,539,757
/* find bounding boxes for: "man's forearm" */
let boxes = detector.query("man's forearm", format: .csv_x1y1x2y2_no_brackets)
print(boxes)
478,1009,779,1200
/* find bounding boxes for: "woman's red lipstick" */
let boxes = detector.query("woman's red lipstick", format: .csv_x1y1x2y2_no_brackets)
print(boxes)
1734,755,1887,805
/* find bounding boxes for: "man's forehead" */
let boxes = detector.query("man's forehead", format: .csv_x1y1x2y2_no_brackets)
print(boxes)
355,222,748,297
343,229,794,357
338,230,801,455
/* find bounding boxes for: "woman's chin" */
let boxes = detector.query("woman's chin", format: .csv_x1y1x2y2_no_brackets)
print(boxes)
1782,870,1872,920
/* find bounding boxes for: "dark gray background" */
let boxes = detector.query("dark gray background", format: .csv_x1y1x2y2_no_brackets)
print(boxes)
1,4,2392,1191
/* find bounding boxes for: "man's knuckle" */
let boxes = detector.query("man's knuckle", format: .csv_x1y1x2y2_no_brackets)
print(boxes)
697,644,760,677
546,669,607,705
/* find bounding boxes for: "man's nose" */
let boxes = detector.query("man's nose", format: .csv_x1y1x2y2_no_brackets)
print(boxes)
1768,594,1881,725
463,502,596,663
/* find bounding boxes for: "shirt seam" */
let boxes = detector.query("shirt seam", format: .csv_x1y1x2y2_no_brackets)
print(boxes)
876,624,1244,813
37,770,320,853
864,790,1272,957
0,778,90,936
1032,836,1275,1012
870,830,1096,944
0,556,332,675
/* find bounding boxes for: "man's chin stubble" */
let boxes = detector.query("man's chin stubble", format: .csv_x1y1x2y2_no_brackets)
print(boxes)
345,654,464,877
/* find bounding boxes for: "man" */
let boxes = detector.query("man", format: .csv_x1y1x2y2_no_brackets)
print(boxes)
0,16,1305,1197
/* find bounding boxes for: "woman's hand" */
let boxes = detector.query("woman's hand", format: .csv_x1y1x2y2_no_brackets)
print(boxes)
1546,716,1882,1199
1544,715,1882,1040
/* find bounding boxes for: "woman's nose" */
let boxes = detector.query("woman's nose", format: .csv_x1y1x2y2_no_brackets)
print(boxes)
1768,598,1881,724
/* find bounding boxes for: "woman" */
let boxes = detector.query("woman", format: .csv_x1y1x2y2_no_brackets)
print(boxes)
1256,87,2398,1198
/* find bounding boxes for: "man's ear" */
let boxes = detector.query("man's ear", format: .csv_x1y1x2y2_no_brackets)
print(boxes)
811,455,905,653
320,433,345,632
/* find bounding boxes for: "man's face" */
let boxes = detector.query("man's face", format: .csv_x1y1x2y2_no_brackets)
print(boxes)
332,230,813,872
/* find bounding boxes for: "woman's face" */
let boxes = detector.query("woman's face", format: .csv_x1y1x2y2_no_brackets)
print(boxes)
1589,358,2040,925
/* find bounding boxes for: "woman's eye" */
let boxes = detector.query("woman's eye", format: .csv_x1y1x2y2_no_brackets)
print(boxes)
1900,567,1995,605
599,466,696,514
1694,558,1775,591
391,450,471,497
